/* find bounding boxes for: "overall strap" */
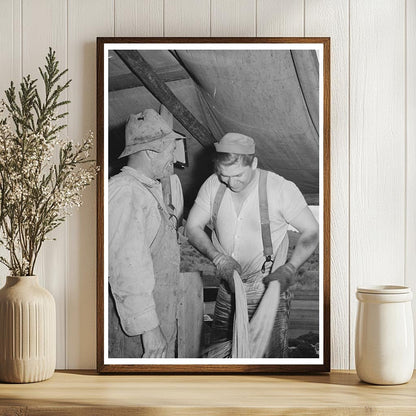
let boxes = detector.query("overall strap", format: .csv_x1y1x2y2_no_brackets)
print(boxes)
143,184,172,251
160,176,175,215
161,176,180,229
211,182,227,230
258,169,274,273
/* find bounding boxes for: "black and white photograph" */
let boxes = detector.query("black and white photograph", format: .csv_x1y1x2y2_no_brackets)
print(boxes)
97,38,330,373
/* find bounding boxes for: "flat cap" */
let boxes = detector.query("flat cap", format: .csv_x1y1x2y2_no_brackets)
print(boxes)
214,132,255,155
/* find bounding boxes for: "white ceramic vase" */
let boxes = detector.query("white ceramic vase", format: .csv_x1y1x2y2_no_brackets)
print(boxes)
355,285,414,385
0,276,56,383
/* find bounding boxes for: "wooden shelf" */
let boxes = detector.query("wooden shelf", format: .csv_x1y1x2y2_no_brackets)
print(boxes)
0,370,415,415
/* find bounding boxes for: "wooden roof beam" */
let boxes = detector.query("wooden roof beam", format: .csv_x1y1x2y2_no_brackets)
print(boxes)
115,50,215,148
109,66,189,92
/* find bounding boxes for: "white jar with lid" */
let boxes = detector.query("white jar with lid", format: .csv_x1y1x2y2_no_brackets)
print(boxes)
355,285,414,385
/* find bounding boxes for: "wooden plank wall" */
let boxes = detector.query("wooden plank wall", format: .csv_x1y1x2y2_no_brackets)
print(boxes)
349,0,406,368
0,0,413,370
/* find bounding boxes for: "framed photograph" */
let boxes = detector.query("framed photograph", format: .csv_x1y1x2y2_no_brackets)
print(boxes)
97,37,330,373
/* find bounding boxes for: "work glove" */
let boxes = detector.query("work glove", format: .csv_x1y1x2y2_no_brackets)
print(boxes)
212,253,242,293
262,262,297,293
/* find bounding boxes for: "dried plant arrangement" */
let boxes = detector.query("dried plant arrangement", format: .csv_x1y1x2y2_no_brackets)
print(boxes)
0,48,96,276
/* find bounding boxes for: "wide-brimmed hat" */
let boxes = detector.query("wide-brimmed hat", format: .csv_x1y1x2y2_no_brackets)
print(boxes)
214,132,255,154
118,109,186,159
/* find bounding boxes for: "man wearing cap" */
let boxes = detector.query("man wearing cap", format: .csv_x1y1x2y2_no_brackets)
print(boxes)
185,132,319,357
108,109,185,359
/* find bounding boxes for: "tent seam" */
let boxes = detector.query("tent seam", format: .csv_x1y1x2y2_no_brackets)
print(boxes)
289,50,319,142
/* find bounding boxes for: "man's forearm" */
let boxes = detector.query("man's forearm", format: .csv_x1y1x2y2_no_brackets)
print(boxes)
288,230,319,270
187,225,220,261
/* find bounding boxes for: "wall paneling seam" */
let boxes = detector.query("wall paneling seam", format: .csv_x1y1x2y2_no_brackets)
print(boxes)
19,0,22,81
20,0,23,80
303,0,305,37
209,0,212,36
64,0,69,369
404,0,407,287
348,0,351,370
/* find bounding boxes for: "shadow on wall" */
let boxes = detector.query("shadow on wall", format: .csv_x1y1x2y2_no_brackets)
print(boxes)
178,144,215,217
109,123,127,177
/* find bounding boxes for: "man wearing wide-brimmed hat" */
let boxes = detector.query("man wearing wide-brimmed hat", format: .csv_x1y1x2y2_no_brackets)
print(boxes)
108,109,185,359
186,132,319,358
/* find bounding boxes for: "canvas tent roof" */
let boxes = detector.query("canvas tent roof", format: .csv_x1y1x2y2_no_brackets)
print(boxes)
108,49,320,207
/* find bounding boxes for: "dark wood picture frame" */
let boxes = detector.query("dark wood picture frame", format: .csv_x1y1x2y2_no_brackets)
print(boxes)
97,37,330,374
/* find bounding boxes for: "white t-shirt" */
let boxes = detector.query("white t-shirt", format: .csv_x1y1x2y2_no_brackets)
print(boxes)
194,170,307,277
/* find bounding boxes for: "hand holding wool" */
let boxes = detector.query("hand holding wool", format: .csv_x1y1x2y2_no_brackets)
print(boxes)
213,253,242,293
263,262,297,293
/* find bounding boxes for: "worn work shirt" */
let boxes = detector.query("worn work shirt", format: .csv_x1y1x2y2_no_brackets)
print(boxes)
108,166,165,336
194,170,307,277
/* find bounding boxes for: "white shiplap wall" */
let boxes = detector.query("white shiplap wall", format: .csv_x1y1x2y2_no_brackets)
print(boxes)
0,0,414,370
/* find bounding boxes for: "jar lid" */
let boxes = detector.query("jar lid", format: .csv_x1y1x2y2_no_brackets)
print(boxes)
357,285,411,294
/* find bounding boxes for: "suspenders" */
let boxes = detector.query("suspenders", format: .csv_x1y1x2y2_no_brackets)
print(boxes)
211,181,227,232
211,169,274,274
258,170,274,273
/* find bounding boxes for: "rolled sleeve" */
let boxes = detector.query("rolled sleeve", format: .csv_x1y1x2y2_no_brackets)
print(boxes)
108,182,159,336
